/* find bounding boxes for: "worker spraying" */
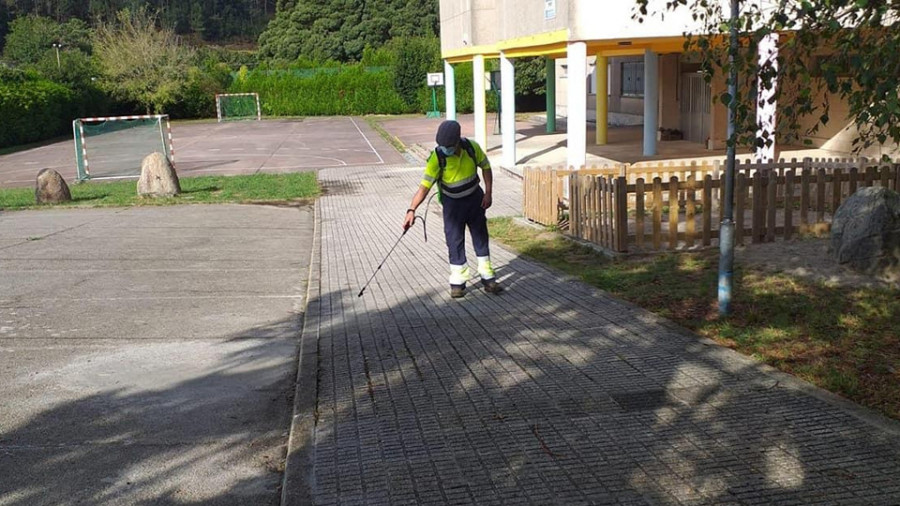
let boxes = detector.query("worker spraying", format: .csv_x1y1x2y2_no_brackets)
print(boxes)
402,120,502,298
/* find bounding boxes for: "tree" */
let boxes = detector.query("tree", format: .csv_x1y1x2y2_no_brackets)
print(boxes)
391,36,441,107
258,0,439,63
92,7,195,113
514,57,546,97
2,15,91,65
0,0,275,45
634,0,900,153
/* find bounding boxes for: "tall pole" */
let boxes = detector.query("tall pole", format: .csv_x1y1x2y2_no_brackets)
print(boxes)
53,43,61,69
545,57,556,133
718,0,739,317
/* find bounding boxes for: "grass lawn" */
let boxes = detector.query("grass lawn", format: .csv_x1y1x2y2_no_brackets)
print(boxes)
488,217,900,421
0,172,319,210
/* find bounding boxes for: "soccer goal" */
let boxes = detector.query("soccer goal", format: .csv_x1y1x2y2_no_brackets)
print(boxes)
73,115,175,182
216,93,262,122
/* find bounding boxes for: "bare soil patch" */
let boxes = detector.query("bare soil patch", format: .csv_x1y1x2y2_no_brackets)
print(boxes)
734,237,899,291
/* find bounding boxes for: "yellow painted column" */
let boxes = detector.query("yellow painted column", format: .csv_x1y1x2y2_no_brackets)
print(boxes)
595,55,608,145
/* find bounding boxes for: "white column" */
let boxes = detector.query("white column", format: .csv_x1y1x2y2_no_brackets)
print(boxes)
755,33,778,162
643,49,659,156
500,52,516,169
566,42,587,170
444,60,457,121
473,54,487,148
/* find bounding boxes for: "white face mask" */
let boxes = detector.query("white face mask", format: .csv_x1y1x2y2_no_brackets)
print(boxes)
437,145,457,156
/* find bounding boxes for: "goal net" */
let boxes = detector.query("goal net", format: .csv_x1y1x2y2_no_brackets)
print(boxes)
73,115,175,181
216,93,261,122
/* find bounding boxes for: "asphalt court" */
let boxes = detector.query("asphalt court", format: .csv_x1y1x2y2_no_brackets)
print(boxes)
0,204,315,504
0,116,408,187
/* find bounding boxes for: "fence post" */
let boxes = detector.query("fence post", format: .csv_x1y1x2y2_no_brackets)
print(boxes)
817,168,827,223
569,174,577,236
751,171,763,243
652,177,662,250
735,173,746,245
766,171,777,242
636,178,645,250
702,174,712,246
686,177,696,248
784,169,794,240
865,166,875,187
616,176,628,252
833,168,843,215
669,176,679,250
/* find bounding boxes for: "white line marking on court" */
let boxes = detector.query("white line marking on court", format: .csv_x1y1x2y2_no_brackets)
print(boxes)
209,148,221,151
349,116,385,164
299,156,347,165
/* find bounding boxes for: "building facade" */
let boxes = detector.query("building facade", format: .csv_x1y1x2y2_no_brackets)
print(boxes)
439,0,863,169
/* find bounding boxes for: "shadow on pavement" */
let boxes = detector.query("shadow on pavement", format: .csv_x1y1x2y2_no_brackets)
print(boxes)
300,253,900,504
0,317,305,506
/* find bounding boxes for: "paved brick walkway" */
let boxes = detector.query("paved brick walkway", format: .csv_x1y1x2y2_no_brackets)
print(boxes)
302,162,900,505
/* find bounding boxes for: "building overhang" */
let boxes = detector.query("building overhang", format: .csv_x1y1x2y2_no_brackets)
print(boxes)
443,29,569,62
588,36,688,56
443,32,695,62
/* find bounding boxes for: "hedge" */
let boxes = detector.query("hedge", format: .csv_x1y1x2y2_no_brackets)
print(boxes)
229,65,409,116
0,79,75,148
228,61,505,118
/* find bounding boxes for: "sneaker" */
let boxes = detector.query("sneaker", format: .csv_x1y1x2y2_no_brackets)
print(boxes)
481,278,503,294
450,284,466,298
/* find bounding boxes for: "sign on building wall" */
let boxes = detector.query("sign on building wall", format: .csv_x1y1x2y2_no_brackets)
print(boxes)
544,0,556,20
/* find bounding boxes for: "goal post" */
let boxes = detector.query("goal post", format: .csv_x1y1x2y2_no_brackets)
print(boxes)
73,115,175,182
216,92,262,122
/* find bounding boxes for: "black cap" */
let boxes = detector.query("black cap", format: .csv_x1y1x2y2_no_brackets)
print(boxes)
435,120,461,147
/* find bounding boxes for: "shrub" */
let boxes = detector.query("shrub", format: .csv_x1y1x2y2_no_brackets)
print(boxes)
229,64,407,115
390,37,440,107
168,63,233,119
0,78,75,148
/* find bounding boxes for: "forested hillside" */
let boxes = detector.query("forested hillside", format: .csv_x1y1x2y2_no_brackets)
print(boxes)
0,0,275,46
259,0,439,62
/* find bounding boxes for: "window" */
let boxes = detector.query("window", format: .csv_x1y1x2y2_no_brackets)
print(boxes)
621,61,644,97
589,65,596,95
810,55,852,78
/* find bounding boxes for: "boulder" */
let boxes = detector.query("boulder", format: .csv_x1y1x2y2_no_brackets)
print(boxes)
34,168,72,204
830,186,900,281
137,152,180,197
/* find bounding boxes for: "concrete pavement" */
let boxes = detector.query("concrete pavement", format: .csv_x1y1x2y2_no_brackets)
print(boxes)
0,204,314,505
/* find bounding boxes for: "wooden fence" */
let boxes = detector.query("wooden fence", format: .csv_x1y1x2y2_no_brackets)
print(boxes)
523,159,900,253
523,166,622,226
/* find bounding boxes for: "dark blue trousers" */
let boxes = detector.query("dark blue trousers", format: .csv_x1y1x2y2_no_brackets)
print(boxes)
442,187,490,266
